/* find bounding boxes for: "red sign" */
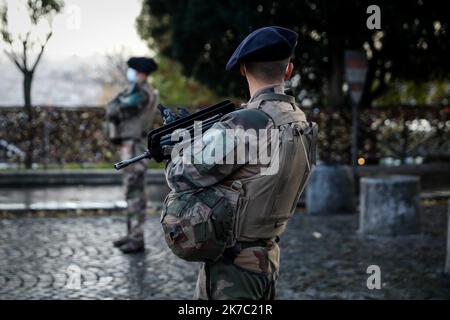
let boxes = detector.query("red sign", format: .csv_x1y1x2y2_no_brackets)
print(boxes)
345,51,368,105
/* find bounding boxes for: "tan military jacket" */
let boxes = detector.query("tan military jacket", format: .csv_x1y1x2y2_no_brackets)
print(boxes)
118,82,158,141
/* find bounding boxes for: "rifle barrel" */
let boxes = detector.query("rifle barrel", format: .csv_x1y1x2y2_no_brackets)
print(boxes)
114,150,152,170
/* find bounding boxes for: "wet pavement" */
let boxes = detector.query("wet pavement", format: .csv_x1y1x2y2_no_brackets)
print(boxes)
0,186,125,211
0,186,163,212
2,186,448,213
0,202,449,300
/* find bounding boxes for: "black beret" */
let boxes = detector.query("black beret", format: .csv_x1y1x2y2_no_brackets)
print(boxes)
127,57,158,74
226,26,298,71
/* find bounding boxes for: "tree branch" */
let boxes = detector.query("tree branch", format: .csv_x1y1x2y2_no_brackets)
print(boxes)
22,31,31,70
370,67,388,100
4,49,25,72
31,31,52,72
360,40,388,107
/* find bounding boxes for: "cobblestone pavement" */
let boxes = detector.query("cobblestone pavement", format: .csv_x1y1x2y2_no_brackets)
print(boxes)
0,202,449,300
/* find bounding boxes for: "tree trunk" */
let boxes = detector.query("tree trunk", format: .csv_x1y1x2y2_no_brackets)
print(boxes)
326,29,345,109
325,36,346,163
328,49,345,108
24,71,34,169
401,111,409,164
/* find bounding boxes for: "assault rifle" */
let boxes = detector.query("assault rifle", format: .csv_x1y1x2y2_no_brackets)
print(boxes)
114,100,236,170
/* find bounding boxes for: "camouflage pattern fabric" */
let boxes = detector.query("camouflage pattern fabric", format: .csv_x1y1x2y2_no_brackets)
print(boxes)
119,82,158,141
194,242,280,300
107,81,157,240
165,85,292,300
121,139,148,238
105,81,158,143
165,101,276,192
161,187,235,262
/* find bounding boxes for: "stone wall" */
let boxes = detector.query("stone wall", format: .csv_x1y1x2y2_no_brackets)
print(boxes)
1,104,448,167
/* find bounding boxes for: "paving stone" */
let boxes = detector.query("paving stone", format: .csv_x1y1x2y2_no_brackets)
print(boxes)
0,204,449,299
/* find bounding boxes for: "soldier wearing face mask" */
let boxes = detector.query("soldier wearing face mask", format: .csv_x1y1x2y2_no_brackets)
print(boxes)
105,57,159,253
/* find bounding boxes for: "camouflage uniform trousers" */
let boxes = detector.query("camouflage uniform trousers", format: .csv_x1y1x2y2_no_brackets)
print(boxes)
121,139,148,239
194,242,280,300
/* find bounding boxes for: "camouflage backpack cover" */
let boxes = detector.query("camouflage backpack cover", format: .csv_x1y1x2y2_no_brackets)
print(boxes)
160,187,236,262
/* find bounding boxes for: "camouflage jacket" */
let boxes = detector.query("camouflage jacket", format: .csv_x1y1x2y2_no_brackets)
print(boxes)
164,84,309,274
165,85,295,192
106,81,158,141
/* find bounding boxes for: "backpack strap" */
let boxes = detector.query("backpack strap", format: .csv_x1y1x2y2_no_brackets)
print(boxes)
246,92,306,126
255,93,295,104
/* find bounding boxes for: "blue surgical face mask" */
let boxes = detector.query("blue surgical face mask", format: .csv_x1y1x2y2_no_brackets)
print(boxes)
126,68,138,83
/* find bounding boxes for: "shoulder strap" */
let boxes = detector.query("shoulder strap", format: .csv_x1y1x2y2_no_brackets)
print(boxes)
254,93,295,104
247,92,306,126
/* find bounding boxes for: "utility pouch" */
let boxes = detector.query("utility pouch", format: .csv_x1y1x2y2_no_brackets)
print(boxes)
160,187,235,262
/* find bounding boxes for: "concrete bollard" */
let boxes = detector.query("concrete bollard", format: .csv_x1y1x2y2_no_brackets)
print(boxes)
306,165,355,215
359,175,420,236
445,201,450,274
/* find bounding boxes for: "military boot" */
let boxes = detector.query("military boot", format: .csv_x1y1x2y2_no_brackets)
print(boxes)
113,236,130,248
119,237,145,254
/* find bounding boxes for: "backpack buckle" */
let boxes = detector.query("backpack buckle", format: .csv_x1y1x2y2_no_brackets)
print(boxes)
230,180,242,191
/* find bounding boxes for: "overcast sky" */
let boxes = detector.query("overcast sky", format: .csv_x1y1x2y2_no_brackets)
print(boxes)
1,0,151,61
0,0,154,106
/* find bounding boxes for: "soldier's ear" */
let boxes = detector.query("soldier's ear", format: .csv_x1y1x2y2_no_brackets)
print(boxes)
240,62,246,77
284,62,294,81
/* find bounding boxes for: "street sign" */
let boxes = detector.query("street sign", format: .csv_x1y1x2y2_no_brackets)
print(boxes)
345,50,368,106
345,50,368,175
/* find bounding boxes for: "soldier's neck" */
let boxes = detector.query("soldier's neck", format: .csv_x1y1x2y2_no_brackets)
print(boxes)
248,80,284,98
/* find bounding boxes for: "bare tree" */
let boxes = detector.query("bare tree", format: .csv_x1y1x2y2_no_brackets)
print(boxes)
104,47,130,88
0,0,64,168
